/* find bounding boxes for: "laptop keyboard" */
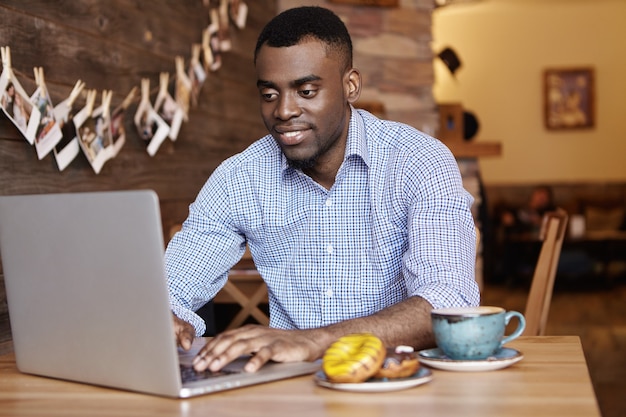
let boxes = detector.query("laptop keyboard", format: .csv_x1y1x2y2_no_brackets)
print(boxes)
180,365,241,383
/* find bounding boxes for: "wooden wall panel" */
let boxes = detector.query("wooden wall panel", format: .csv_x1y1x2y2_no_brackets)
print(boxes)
0,0,276,352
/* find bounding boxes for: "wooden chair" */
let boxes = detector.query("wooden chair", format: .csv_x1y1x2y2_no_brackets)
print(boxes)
475,227,482,290
523,209,569,336
218,247,269,330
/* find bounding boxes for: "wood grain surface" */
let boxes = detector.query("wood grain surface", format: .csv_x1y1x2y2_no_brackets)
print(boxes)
0,0,275,350
0,336,601,417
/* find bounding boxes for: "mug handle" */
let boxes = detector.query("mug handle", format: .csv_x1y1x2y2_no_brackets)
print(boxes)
500,311,526,347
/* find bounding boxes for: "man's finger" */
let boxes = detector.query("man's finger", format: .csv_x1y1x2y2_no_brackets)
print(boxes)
243,345,273,372
173,315,194,350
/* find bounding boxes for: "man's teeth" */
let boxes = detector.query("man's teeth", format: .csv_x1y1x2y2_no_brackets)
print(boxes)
284,131,301,137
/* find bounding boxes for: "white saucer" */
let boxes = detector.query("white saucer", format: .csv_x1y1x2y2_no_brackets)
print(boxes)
418,347,523,372
314,367,433,392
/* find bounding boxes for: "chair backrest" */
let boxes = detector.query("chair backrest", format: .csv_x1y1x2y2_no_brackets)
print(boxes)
475,227,482,290
523,208,569,336
475,227,481,254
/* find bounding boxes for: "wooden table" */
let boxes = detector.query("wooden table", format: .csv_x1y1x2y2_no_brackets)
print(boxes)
0,336,600,417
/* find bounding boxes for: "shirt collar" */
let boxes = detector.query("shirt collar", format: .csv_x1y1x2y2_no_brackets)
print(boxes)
345,106,370,167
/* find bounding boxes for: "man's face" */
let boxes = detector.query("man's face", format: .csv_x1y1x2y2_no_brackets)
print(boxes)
255,40,354,170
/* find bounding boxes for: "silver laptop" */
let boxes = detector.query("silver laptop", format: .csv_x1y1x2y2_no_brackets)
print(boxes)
0,190,319,398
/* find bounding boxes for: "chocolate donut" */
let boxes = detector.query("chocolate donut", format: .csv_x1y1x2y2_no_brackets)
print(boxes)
373,345,420,379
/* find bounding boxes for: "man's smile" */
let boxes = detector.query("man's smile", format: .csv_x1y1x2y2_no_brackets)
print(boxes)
275,127,311,146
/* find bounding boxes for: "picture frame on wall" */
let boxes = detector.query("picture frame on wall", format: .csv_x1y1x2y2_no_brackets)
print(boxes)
544,67,595,130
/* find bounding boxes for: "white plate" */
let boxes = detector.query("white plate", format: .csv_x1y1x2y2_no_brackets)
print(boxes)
314,367,433,392
418,347,523,372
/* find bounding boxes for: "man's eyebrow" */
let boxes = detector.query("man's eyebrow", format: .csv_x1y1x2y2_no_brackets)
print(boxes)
293,74,322,86
257,79,275,89
257,75,322,89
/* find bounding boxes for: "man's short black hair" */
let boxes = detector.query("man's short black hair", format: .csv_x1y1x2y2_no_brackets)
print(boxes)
254,6,353,70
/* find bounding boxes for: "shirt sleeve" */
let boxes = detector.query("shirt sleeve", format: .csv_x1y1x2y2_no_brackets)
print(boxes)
165,162,247,336
399,138,480,309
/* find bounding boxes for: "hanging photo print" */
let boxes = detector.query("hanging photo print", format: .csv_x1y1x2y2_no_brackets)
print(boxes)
52,80,85,171
109,86,136,158
31,67,63,160
73,89,101,173
0,46,41,144
84,90,116,174
75,90,111,174
134,78,170,157
154,72,184,141
203,11,222,72
188,44,207,109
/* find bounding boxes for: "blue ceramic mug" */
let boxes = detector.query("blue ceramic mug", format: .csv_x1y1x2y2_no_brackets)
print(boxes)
431,306,526,360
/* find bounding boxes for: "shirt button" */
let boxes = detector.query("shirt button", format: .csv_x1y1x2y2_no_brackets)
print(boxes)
326,244,333,254
325,198,332,207
325,289,334,297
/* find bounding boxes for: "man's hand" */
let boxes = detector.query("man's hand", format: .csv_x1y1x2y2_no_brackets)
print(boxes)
173,314,195,351
192,325,328,373
188,296,438,374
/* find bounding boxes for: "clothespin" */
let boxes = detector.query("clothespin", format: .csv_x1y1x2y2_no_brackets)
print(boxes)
175,57,187,84
33,66,50,104
134,78,152,126
1,46,12,72
219,0,229,22
1,46,18,86
33,67,45,89
100,89,112,119
140,78,150,105
158,72,169,99
67,80,86,108
154,72,170,115
52,79,85,124
218,0,231,51
219,0,228,10
175,56,191,120
208,8,219,34
83,89,97,117
230,1,248,30
191,44,202,68
119,86,137,110
62,80,85,112
1,47,23,89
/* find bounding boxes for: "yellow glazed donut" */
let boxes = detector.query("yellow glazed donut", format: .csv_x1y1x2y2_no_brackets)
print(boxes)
322,333,386,383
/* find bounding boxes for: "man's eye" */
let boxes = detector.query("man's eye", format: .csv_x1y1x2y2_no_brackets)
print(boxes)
261,92,277,101
300,89,316,98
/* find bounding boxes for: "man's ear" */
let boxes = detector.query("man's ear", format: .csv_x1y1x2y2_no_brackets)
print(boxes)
345,68,362,104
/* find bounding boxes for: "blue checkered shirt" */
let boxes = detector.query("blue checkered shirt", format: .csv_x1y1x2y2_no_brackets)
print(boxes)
166,109,480,336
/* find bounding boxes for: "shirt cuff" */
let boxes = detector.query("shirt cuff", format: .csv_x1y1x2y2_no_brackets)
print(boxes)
171,304,207,337
413,283,479,311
